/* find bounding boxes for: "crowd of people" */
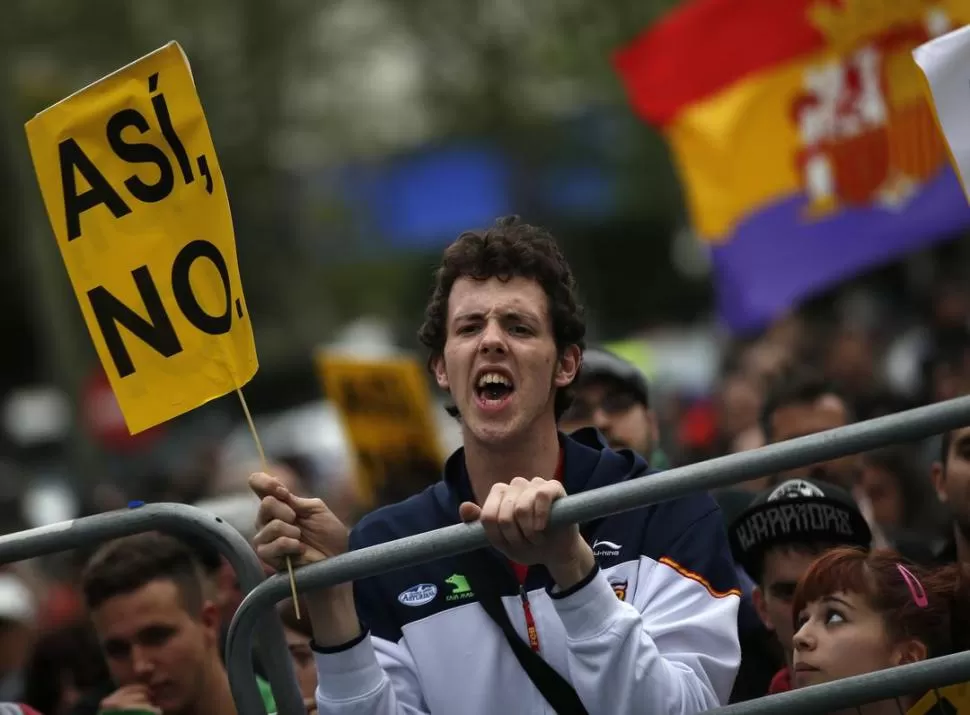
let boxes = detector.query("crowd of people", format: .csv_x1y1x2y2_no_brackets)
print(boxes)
0,217,969,714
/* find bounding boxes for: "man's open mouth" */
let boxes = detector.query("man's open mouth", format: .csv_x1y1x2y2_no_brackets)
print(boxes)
475,371,515,403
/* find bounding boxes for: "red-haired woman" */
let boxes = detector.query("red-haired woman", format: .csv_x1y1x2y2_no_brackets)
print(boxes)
790,547,970,714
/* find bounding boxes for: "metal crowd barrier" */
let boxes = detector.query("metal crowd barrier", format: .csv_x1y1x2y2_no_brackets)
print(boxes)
710,651,970,715
0,502,304,715
225,393,970,714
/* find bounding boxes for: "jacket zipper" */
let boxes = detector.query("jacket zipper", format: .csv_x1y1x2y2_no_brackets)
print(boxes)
519,585,541,653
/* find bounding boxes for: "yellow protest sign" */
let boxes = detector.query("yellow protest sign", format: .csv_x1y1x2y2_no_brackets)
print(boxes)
907,681,970,714
317,353,444,508
25,42,257,434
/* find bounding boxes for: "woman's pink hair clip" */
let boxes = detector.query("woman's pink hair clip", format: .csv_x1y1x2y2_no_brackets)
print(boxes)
897,563,928,608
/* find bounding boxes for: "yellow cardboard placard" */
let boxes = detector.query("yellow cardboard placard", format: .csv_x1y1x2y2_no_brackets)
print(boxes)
907,681,970,714
25,41,258,434
317,352,444,508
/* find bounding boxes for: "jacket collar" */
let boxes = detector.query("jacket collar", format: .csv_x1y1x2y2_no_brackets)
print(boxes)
434,427,642,523
443,430,607,504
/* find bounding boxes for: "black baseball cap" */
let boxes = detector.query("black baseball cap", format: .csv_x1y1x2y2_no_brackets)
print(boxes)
728,478,871,583
578,347,649,406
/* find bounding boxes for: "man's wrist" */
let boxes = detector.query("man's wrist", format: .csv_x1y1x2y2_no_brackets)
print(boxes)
547,540,596,591
306,582,361,648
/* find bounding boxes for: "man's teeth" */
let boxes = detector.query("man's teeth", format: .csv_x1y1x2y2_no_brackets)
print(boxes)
477,373,512,388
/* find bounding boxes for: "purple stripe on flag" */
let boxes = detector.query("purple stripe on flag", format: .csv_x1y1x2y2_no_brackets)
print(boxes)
712,167,970,334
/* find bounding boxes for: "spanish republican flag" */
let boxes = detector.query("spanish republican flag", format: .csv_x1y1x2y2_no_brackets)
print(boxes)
615,0,970,333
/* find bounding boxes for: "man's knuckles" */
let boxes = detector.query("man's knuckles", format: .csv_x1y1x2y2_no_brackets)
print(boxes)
291,494,326,513
277,536,304,554
256,537,301,562
542,480,564,495
487,484,508,502
514,501,533,521
480,507,500,526
258,495,295,524
260,518,301,541
534,488,555,508
248,472,280,495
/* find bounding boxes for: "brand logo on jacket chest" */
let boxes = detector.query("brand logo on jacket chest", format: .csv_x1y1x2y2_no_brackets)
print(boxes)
398,583,438,607
592,539,622,558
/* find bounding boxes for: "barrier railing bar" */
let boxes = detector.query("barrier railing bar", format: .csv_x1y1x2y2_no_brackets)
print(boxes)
226,393,970,713
709,650,970,715
0,502,305,715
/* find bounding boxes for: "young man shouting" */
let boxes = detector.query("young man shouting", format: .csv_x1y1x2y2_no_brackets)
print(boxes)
252,217,741,715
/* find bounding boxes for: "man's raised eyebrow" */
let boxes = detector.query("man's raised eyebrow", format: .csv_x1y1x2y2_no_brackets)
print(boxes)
503,309,540,324
454,311,486,323
454,309,540,323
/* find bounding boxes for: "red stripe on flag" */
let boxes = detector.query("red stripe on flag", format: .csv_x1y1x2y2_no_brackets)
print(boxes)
614,0,827,127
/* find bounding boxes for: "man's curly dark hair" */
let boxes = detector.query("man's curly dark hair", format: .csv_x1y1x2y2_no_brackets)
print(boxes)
418,216,586,421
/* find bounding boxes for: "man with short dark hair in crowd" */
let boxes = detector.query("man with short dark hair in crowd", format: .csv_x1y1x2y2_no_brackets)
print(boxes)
559,346,667,467
727,478,871,699
760,368,856,490
758,367,919,554
74,532,275,715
